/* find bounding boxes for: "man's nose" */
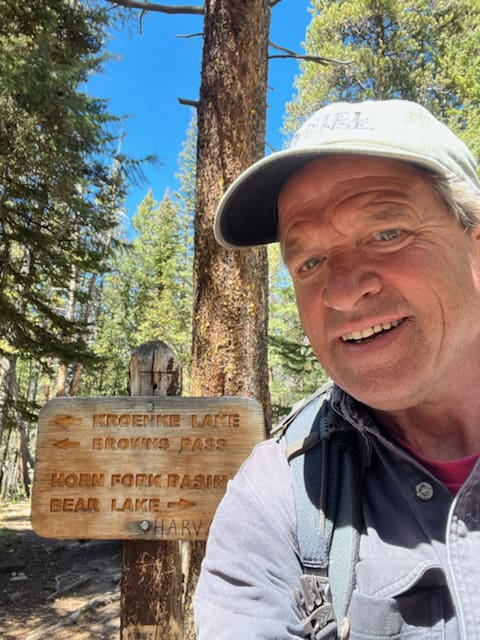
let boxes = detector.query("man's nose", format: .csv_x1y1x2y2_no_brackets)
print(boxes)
321,252,383,311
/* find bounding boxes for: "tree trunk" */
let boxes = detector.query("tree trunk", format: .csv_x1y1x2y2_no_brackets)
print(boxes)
16,417,33,497
0,420,14,499
0,357,34,497
67,270,104,396
55,266,77,397
187,4,271,636
10,358,34,496
0,356,15,496
0,356,15,446
68,363,83,397
191,0,272,429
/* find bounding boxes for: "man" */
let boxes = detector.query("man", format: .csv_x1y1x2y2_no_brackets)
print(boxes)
193,100,480,639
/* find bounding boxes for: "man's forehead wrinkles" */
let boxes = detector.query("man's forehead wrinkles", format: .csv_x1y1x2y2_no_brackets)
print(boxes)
283,192,414,235
281,217,349,264
285,171,420,213
324,180,418,212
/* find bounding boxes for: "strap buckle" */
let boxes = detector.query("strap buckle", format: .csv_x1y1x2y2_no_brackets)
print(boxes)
295,574,337,639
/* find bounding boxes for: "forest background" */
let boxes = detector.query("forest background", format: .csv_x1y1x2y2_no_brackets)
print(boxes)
1,0,480,500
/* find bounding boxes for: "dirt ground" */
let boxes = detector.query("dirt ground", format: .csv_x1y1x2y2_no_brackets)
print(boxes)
0,500,122,640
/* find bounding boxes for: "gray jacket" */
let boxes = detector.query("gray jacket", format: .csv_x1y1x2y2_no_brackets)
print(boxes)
194,386,480,639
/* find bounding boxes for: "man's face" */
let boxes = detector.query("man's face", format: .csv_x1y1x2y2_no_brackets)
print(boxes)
278,155,480,411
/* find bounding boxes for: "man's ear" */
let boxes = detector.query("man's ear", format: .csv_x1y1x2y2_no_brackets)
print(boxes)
470,226,480,273
472,225,480,245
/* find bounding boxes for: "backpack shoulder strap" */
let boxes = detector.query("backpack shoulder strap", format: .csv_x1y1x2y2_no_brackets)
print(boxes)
277,388,363,639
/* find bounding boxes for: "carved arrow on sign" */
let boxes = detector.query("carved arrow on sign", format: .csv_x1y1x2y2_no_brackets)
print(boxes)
53,415,82,430
53,439,81,449
167,498,196,510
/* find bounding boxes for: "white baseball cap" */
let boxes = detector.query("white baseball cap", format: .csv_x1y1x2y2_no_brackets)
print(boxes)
214,99,480,249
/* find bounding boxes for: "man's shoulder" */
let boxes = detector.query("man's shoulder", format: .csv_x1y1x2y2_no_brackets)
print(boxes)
234,437,293,493
272,381,334,442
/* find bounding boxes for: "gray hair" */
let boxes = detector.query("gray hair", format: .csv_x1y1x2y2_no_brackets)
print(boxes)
424,168,480,232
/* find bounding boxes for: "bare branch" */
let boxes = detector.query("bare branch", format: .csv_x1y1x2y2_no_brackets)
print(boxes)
105,0,204,15
176,32,204,39
269,53,329,64
139,8,146,32
269,41,352,66
178,98,200,108
270,0,284,6
355,78,369,92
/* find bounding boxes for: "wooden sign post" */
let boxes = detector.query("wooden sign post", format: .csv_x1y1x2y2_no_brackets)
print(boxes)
31,341,265,638
122,341,183,640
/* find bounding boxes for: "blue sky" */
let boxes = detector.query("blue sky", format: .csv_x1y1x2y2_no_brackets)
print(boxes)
89,1,312,223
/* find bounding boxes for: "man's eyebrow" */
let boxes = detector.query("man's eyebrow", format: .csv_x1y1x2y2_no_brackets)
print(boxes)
280,200,415,259
364,208,405,221
280,234,315,264
364,206,415,224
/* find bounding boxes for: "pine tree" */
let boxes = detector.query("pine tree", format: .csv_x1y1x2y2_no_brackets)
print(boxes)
286,0,480,157
131,190,191,354
174,112,196,381
85,183,194,396
0,0,127,496
0,0,126,364
268,245,327,420
83,242,135,396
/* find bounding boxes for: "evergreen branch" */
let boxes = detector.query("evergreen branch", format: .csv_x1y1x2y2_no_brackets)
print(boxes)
105,0,204,14
269,41,352,66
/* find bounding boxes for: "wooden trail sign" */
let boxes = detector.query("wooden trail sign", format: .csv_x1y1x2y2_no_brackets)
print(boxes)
31,395,264,541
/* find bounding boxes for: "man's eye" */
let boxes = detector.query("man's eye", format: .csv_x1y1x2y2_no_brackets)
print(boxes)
300,257,322,272
375,228,401,242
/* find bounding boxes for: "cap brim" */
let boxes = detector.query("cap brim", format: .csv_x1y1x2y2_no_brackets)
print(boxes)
214,146,452,249
214,150,321,249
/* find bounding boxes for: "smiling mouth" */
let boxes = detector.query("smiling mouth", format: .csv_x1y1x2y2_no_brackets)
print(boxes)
341,319,404,344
